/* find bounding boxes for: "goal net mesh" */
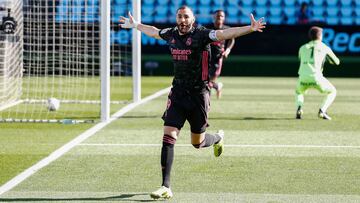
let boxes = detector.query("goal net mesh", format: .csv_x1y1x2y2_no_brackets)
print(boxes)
0,0,133,123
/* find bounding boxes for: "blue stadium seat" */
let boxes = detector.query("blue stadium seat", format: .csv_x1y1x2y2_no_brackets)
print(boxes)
226,16,239,24
214,0,226,6
269,6,282,17
241,5,254,16
169,5,178,16
142,15,153,23
198,5,211,18
154,15,169,23
284,0,295,6
212,6,225,13
242,0,254,7
171,0,184,7
340,16,353,24
86,5,99,15
326,6,339,17
356,7,360,16
255,0,268,6
255,6,268,17
72,5,83,15
199,0,211,5
327,0,338,6
185,0,197,6
83,14,98,22
59,0,68,6
312,0,324,7
269,0,282,6
57,5,68,15
115,0,127,4
356,0,360,6
340,7,353,17
142,0,155,5
157,0,170,5
56,14,67,22
286,18,296,24
356,17,360,25
327,16,339,24
227,0,240,6
142,4,154,16
268,16,282,24
113,6,126,16
312,7,325,18
340,0,353,6
87,0,99,6
227,6,239,16
284,6,295,17
240,15,250,24
156,5,168,16
196,16,211,24
73,0,83,5
225,5,239,18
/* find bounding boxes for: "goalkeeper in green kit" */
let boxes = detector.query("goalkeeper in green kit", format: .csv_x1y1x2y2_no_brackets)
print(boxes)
295,26,340,120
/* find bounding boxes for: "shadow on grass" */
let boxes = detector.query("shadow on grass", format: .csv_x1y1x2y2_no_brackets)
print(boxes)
121,115,159,119
0,193,162,202
210,116,295,121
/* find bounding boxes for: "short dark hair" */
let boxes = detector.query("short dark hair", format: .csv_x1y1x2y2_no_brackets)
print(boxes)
176,5,194,15
308,26,323,40
214,9,225,15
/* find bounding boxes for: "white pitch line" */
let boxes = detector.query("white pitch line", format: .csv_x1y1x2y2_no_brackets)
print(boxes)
0,87,171,196
79,143,360,149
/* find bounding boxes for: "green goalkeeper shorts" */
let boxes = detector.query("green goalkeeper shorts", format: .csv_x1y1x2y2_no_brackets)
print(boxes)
296,75,336,95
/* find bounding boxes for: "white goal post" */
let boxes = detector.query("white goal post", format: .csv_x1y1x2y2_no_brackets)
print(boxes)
0,0,141,123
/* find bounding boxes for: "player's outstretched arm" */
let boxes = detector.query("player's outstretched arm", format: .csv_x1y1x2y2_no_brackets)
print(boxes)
119,11,161,39
216,14,266,41
327,49,340,65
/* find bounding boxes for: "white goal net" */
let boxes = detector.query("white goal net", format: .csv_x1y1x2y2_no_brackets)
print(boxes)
0,0,134,123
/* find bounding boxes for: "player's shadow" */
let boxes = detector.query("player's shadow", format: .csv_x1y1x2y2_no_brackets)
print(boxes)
0,193,161,202
211,116,294,121
120,115,159,119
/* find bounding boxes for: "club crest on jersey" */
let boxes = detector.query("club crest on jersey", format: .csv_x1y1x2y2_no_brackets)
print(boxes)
186,37,192,46
171,38,176,44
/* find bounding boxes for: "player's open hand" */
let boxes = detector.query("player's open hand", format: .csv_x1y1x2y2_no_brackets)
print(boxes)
222,48,231,58
119,11,138,29
250,14,266,32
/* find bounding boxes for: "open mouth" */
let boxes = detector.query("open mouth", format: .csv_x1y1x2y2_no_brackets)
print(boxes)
178,24,189,33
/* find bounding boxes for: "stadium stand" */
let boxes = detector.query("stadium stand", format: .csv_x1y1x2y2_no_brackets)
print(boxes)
54,0,360,25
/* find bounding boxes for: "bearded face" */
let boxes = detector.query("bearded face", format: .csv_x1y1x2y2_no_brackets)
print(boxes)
176,7,195,35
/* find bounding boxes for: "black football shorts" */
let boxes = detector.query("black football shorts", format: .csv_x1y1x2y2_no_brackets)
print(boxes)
162,87,210,134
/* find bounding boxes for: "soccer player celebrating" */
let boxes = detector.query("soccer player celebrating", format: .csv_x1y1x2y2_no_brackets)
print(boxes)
295,26,340,120
120,6,265,200
208,10,235,99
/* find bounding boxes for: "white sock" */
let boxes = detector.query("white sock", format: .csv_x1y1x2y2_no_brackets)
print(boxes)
295,94,304,108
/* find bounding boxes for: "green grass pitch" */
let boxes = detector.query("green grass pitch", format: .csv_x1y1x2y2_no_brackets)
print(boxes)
1,77,360,202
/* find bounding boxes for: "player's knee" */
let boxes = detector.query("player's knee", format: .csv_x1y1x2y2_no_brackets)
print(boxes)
332,87,337,95
163,134,177,145
326,87,336,95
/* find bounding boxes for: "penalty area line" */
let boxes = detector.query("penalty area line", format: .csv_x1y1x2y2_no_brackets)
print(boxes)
79,143,360,149
0,87,171,196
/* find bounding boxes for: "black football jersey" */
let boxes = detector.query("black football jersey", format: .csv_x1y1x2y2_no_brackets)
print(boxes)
208,25,231,60
159,25,217,90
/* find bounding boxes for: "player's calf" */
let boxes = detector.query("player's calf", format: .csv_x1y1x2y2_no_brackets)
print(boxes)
296,106,303,119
